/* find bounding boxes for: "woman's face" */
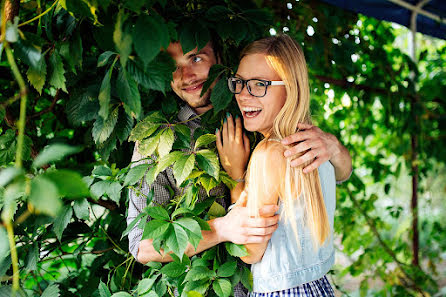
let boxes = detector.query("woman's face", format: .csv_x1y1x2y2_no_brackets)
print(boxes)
235,54,287,136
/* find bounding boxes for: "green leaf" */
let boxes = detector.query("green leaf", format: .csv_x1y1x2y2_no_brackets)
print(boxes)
26,56,47,94
98,67,113,119
225,242,248,257
113,10,132,67
196,150,219,180
137,276,157,295
217,261,237,277
129,119,162,141
0,167,23,187
160,261,186,277
66,87,99,126
122,212,146,239
200,64,226,97
187,291,204,297
138,133,161,157
117,68,141,119
146,206,170,221
142,220,170,240
98,281,111,297
219,171,237,189
41,284,60,297
156,151,183,176
175,218,202,238
171,207,192,219
194,134,216,150
210,78,233,114
179,22,196,54
110,293,132,297
43,170,90,198
115,111,134,143
241,266,253,291
184,266,215,282
33,144,81,168
98,51,116,67
133,15,163,67
48,51,67,92
92,108,119,144
208,201,226,218
93,165,112,177
173,154,195,186
124,164,150,186
53,205,73,241
199,175,219,195
212,278,232,297
166,223,189,257
157,128,174,157
0,227,9,262
29,176,61,217
90,181,108,199
73,198,90,220
105,181,122,203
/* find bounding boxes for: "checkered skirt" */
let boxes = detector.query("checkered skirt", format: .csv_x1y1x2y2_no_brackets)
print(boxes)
249,276,335,297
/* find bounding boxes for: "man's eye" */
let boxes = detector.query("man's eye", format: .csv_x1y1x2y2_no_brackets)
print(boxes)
192,56,202,63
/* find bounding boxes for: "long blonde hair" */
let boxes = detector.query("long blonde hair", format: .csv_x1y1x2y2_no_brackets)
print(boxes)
242,35,330,246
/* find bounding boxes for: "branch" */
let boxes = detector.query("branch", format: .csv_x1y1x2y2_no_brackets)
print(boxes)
27,89,61,120
87,197,118,211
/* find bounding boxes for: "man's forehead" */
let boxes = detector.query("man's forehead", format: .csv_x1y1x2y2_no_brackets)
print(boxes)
167,41,214,58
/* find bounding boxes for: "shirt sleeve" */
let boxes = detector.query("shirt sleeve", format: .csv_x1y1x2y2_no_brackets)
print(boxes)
127,144,171,260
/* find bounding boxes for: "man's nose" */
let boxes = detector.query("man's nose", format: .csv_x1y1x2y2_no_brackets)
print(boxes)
180,65,196,82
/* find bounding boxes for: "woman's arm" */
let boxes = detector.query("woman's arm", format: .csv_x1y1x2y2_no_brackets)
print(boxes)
241,141,286,264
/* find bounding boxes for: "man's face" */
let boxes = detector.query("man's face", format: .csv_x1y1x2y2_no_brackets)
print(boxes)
167,42,217,112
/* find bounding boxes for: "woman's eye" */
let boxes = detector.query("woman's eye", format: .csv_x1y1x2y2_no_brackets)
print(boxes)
255,81,266,87
192,56,202,63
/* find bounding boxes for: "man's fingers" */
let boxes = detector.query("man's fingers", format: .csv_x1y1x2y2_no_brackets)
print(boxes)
244,225,278,236
258,204,279,217
246,214,279,228
290,149,316,167
281,130,312,146
297,123,314,130
302,157,323,173
243,234,273,244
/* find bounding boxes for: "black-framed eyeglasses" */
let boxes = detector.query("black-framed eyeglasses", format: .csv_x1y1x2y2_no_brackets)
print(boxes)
227,77,285,98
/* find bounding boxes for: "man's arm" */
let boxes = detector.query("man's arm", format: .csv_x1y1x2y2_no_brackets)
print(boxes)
137,203,280,264
281,123,352,182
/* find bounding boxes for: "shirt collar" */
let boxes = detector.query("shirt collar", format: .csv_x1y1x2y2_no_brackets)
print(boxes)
177,104,201,128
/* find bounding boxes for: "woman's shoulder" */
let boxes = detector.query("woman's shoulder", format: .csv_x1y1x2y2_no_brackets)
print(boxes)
253,139,286,160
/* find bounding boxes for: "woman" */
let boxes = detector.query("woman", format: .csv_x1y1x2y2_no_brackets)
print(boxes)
216,34,336,296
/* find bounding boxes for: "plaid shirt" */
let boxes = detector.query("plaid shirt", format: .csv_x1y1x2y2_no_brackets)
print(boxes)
127,105,247,297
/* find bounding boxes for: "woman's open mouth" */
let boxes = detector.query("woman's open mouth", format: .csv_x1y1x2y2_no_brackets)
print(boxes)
241,107,262,118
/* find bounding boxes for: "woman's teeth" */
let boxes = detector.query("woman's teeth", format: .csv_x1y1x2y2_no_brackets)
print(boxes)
242,107,262,118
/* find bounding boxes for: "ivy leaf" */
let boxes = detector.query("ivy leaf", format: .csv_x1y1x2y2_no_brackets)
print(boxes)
133,15,163,67
194,134,216,150
137,276,157,295
53,205,73,241
66,87,99,126
117,68,141,119
92,108,119,144
175,218,202,238
115,110,134,143
48,51,67,92
184,266,216,282
26,57,47,94
98,67,113,119
124,164,150,186
166,223,189,257
196,149,220,180
225,242,248,257
156,151,183,176
97,51,116,67
173,154,195,186
208,201,226,218
41,284,60,297
138,133,161,157
157,128,175,157
33,143,81,168
210,78,233,114
43,170,90,198
110,293,132,297
217,261,237,277
113,10,132,67
241,266,253,291
146,206,170,221
200,64,226,97
0,227,9,262
29,176,61,217
129,116,163,141
73,198,90,220
160,261,186,277
142,220,170,240
179,22,196,54
105,181,122,203
212,278,232,297
98,281,111,297
122,212,147,239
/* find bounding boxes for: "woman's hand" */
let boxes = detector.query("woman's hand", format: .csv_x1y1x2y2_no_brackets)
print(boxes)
216,113,250,180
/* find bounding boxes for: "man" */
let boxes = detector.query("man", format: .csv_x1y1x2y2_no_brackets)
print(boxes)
127,40,352,293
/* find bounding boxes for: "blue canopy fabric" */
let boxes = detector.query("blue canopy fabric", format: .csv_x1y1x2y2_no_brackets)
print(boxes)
321,0,446,39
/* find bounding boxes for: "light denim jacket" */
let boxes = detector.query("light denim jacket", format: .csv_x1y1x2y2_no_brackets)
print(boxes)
251,161,336,293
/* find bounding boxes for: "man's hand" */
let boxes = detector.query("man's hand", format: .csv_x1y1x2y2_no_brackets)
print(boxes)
281,123,352,181
216,114,250,180
214,192,279,245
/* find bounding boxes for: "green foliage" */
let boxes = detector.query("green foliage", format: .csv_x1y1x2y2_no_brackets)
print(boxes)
0,0,445,297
